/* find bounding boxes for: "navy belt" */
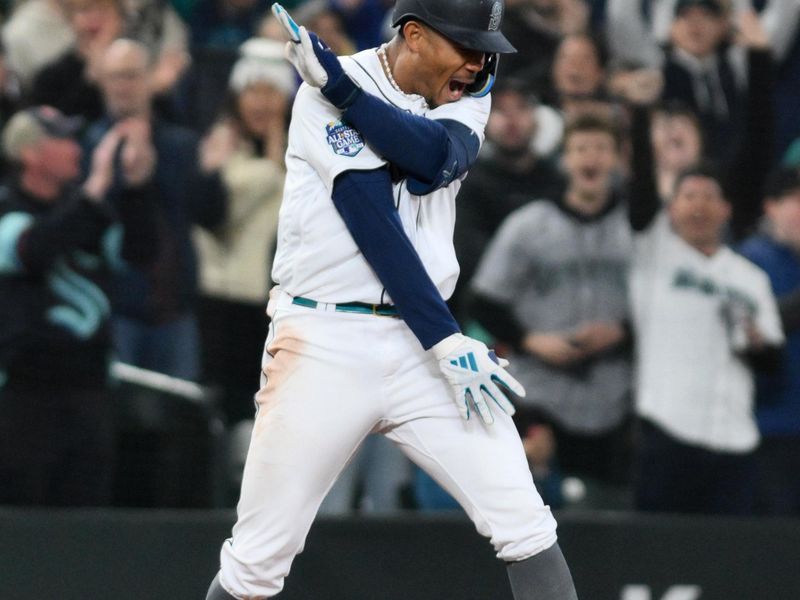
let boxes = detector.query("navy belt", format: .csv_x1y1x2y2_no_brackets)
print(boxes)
292,296,400,317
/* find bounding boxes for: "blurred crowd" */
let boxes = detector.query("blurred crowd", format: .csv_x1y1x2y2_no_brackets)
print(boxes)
0,0,798,519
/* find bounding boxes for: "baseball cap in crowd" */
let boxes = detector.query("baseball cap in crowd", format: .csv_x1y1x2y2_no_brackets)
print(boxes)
1,106,83,161
764,166,800,199
674,0,725,17
229,38,296,97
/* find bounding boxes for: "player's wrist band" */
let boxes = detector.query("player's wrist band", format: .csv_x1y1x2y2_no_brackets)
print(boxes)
292,295,400,318
322,74,362,110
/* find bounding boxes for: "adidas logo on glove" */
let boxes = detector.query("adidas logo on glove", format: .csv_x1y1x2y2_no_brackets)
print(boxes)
433,333,525,425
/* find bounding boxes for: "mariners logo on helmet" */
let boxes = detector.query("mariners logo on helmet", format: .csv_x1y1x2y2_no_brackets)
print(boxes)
488,2,502,31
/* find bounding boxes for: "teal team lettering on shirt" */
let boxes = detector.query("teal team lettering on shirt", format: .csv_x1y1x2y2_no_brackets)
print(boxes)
672,267,757,314
533,258,628,295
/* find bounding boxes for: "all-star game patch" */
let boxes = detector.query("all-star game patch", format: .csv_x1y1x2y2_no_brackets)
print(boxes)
326,120,365,157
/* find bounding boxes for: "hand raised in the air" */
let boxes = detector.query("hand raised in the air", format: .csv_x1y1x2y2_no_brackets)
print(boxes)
432,333,525,426
272,2,361,109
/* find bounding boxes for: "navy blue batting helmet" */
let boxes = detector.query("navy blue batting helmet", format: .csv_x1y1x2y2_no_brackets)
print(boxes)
391,0,516,54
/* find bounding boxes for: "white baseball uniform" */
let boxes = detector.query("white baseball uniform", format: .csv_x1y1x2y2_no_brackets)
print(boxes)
630,213,785,453
216,48,558,598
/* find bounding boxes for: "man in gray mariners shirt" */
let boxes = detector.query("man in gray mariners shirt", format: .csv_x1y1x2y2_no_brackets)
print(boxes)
470,113,633,485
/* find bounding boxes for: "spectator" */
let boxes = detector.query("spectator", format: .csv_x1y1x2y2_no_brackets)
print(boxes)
0,106,158,506
606,0,800,67
619,9,774,238
550,32,606,103
606,71,702,200
607,0,800,159
470,114,634,487
501,0,590,83
739,166,800,515
628,120,785,513
86,38,226,381
1,0,75,92
451,78,562,324
122,0,191,99
194,37,294,424
544,32,616,131
28,0,124,121
660,2,771,165
648,100,704,202
624,21,781,511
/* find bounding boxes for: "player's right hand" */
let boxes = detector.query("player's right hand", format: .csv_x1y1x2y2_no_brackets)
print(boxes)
282,24,330,88
272,3,361,109
432,333,525,426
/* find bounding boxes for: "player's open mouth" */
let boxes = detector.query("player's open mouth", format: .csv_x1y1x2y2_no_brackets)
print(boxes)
447,79,468,100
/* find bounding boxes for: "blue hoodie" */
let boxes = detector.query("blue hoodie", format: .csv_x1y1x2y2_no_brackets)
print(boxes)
739,234,800,436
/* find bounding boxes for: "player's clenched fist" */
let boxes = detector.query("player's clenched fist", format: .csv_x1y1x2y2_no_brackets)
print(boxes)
432,333,525,425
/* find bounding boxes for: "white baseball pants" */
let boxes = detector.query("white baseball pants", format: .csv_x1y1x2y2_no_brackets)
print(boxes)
217,293,558,598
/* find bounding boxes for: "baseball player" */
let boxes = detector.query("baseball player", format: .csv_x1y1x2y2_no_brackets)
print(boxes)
206,1,578,598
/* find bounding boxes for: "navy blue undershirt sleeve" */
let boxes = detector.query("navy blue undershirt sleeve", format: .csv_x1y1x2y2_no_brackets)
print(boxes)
405,119,479,196
331,167,460,349
341,90,480,193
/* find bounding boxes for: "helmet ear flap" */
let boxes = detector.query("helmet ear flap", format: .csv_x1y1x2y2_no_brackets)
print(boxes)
467,53,499,97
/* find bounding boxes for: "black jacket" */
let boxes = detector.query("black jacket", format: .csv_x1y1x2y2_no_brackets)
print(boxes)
0,181,157,388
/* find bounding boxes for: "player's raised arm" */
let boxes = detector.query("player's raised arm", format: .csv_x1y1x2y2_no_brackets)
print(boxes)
273,2,509,194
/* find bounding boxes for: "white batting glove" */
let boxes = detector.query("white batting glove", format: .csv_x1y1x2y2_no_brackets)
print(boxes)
432,333,525,425
272,3,328,87
284,26,330,88
273,3,361,108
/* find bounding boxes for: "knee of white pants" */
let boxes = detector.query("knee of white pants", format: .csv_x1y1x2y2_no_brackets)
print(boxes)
488,505,559,563
219,539,288,599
